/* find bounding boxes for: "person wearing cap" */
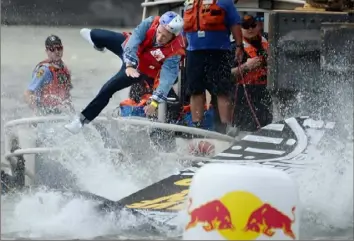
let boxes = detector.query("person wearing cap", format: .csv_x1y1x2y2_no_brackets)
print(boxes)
183,0,243,135
24,35,73,115
231,15,273,132
64,11,185,134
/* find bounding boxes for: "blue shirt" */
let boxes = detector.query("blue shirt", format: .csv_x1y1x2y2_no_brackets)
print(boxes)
28,65,53,103
122,16,182,103
184,0,241,51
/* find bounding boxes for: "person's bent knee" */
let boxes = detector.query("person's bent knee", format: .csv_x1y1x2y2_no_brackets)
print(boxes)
90,29,125,48
90,29,106,41
90,29,114,40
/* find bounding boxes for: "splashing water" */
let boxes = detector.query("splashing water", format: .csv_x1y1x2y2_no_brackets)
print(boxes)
2,115,353,239
2,189,117,239
297,128,353,237
295,77,353,238
1,187,162,240
1,119,189,239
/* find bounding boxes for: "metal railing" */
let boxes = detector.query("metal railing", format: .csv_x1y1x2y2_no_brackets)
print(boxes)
2,115,234,186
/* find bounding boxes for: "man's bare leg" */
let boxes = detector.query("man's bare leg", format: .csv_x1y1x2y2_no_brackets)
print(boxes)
217,95,239,136
190,94,205,127
217,95,232,124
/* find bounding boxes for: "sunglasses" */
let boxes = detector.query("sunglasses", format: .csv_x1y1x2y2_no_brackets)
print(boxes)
242,23,257,30
256,16,264,22
46,46,63,52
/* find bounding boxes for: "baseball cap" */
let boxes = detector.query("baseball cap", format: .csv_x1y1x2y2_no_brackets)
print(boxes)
45,35,62,47
241,15,257,29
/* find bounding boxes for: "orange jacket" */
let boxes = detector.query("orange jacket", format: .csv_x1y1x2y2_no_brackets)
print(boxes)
123,16,185,79
239,36,269,85
120,94,152,107
37,60,72,108
183,0,227,32
119,79,160,107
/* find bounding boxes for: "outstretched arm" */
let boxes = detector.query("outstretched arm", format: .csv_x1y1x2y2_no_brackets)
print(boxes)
152,55,181,103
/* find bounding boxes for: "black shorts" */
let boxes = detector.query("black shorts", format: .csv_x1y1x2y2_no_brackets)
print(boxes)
186,49,233,96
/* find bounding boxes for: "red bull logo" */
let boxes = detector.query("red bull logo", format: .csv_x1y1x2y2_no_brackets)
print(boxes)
244,203,296,239
186,198,235,232
186,191,297,240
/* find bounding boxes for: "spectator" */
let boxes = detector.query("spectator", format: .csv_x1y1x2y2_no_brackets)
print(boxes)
24,35,74,116
231,15,273,132
183,0,243,136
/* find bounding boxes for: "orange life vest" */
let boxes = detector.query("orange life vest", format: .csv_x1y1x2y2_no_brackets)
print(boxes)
119,79,160,107
36,60,72,108
119,95,150,107
183,0,227,32
123,16,185,79
239,36,269,85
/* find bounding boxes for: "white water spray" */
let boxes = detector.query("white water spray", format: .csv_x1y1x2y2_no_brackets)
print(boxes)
296,78,353,236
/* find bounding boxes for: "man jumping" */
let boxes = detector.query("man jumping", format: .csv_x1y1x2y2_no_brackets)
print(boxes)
65,11,185,134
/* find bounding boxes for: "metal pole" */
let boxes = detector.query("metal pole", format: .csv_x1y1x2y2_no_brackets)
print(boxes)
157,98,177,123
158,102,167,122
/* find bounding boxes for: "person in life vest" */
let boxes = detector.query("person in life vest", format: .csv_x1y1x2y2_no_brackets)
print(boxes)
231,15,273,132
24,35,74,115
183,0,243,136
64,11,185,134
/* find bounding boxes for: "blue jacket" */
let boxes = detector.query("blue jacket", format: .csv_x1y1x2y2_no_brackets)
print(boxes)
122,16,181,103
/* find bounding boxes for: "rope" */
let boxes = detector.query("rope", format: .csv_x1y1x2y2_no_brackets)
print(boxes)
232,60,262,129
